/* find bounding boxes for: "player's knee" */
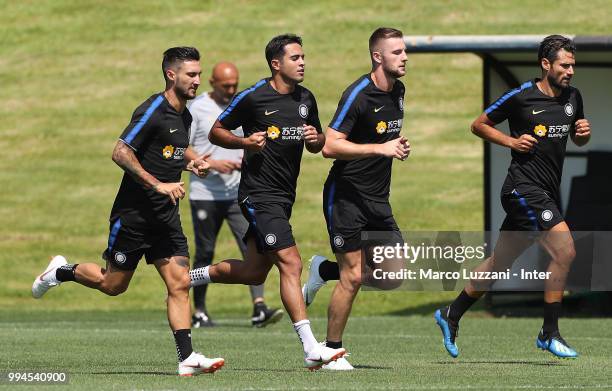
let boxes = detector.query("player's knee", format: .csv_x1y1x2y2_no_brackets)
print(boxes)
250,270,268,285
277,258,302,279
369,271,402,290
549,241,576,263
550,246,576,271
168,273,191,295
340,271,362,292
562,245,576,262
377,278,402,290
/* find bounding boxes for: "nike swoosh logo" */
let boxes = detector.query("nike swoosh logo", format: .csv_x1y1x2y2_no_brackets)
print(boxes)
374,106,384,113
265,110,279,115
169,128,179,133
38,269,53,281
532,109,545,115
251,311,265,322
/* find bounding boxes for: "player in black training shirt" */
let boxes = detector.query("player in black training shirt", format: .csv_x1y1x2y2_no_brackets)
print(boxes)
434,35,591,359
32,47,226,376
188,34,347,370
301,27,410,370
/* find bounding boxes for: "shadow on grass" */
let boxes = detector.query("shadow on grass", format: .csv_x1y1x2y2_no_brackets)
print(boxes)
230,365,392,371
353,365,392,369
87,371,176,376
385,300,486,317
434,360,566,366
228,368,316,373
385,292,612,318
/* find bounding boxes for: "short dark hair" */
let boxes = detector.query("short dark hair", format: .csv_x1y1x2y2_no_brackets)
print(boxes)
369,27,404,53
538,35,575,69
264,34,302,71
162,46,200,81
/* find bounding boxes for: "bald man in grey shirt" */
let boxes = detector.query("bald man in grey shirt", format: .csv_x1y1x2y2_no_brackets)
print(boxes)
188,62,283,328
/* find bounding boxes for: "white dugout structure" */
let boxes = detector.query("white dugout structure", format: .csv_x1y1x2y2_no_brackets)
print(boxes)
404,35,612,232
403,36,612,293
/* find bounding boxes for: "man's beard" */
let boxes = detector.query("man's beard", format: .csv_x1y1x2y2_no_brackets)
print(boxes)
547,74,570,90
383,64,404,79
177,87,195,100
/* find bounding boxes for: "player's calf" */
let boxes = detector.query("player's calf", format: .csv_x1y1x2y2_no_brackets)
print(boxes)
98,282,128,296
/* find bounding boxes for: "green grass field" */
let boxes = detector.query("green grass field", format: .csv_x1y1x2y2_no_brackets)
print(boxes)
1,310,611,390
1,0,612,389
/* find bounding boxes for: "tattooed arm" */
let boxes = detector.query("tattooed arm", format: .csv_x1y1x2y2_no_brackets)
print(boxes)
111,140,185,205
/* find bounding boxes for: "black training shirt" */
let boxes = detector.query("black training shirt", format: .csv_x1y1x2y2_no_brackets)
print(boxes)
486,79,584,201
327,74,405,201
111,93,191,223
218,79,322,204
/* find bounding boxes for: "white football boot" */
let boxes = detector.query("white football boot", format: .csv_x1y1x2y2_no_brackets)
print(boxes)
304,342,347,371
322,355,354,371
301,255,327,307
178,352,225,376
32,255,68,298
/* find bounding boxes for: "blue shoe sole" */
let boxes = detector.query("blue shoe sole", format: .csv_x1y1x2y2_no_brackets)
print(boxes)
435,309,459,358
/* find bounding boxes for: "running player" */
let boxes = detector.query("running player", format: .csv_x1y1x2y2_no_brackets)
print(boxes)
302,27,410,370
188,34,346,370
434,35,591,359
188,61,283,328
32,47,225,376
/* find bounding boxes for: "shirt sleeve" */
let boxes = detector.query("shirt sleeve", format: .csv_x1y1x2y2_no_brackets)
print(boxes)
218,89,253,132
307,93,323,134
484,88,519,124
328,87,362,134
119,95,164,151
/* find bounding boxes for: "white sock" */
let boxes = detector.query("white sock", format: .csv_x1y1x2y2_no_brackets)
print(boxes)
293,319,318,354
189,266,211,287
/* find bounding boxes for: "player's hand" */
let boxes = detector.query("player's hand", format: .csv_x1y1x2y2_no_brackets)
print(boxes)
378,137,410,160
208,159,241,174
153,182,186,205
574,119,591,138
511,134,538,153
244,131,267,152
303,125,319,145
398,136,411,161
187,153,211,178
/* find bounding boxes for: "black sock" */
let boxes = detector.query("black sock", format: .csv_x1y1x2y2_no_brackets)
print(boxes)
326,340,342,349
319,260,340,281
447,290,478,322
253,301,266,315
173,329,193,362
56,264,78,282
542,302,561,336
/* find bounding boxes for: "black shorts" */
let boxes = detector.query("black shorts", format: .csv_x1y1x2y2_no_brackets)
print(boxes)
323,180,402,253
500,186,564,231
102,212,189,271
239,197,295,253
